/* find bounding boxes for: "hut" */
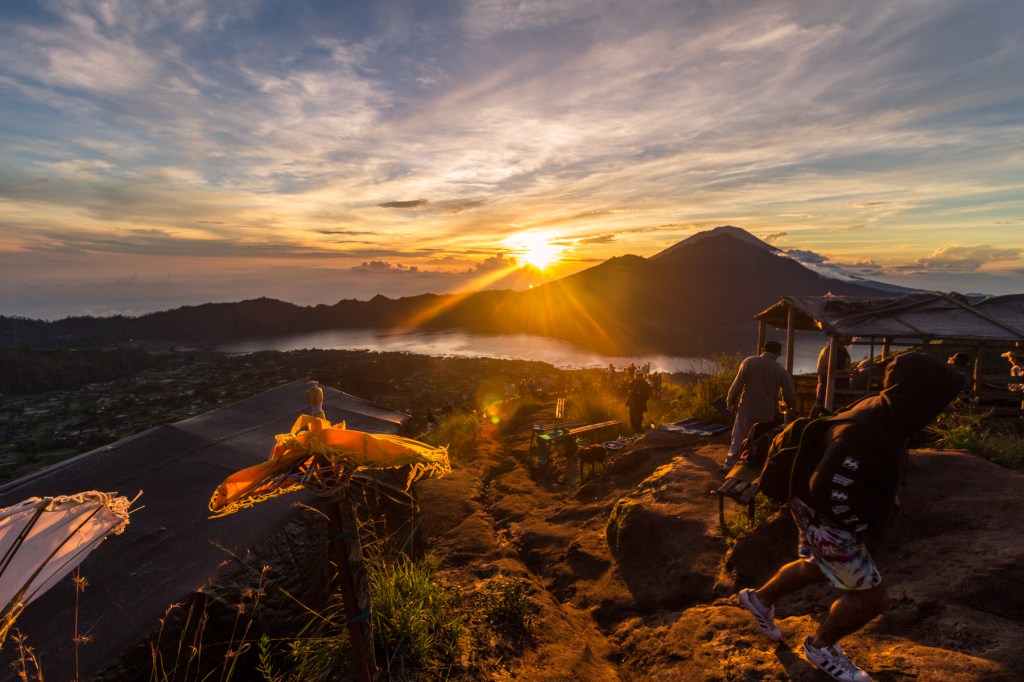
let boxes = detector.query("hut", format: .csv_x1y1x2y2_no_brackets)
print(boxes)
753,292,1024,415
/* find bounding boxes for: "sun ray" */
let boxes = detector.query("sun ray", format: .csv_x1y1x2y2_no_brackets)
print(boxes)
394,260,520,331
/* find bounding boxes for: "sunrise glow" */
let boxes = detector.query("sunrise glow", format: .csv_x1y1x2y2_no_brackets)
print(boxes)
510,233,564,271
0,2,1022,319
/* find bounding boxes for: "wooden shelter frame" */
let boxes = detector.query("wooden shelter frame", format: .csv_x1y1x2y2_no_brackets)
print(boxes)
752,292,1024,413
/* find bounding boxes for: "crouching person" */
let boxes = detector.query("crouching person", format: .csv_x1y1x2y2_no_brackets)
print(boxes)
737,352,962,682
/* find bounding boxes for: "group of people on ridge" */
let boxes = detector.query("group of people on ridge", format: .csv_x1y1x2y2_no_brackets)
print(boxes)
723,339,983,681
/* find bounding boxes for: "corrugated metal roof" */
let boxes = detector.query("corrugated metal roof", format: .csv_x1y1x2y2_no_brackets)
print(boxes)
755,292,1024,343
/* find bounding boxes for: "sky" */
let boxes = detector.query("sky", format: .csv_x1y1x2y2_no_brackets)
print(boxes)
1,0,1022,321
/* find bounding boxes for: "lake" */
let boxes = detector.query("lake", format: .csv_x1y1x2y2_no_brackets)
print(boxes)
219,328,829,375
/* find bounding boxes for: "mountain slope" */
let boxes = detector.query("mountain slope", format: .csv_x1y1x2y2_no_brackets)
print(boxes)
433,228,885,355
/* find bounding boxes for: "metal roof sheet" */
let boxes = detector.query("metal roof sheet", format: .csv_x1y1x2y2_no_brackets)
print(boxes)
755,292,1024,343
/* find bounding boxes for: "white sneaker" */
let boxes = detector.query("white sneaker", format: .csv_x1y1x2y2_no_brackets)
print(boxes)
738,589,782,642
803,636,872,682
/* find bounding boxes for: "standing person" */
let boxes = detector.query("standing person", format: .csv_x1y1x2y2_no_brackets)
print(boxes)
737,352,962,682
626,372,651,433
1003,349,1024,413
724,340,797,470
947,352,973,397
305,379,324,418
813,338,852,417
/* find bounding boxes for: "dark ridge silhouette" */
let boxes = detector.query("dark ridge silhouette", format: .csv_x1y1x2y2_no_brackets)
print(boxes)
0,227,899,355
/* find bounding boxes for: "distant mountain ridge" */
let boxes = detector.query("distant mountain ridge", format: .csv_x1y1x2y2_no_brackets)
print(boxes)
0,227,906,355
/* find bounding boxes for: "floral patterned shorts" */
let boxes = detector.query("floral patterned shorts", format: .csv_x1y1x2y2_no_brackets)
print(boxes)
790,497,881,591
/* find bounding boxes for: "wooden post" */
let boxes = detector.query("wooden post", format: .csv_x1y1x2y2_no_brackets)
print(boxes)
785,308,796,373
972,344,982,401
864,339,876,396
757,320,766,355
824,336,840,412
325,494,376,682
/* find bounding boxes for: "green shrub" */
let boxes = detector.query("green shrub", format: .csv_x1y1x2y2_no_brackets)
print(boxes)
928,409,1024,472
478,577,535,638
927,408,988,450
721,494,784,545
569,387,625,426
258,554,465,682
369,554,465,680
511,396,545,421
257,618,351,682
980,429,1024,470
650,355,739,425
415,410,483,465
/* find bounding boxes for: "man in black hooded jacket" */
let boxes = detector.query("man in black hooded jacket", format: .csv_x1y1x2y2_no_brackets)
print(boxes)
736,352,963,682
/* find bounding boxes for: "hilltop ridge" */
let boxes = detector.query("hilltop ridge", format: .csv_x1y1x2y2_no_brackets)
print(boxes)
0,227,902,355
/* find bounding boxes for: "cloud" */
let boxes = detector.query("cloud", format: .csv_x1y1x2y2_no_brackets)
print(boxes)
376,198,488,213
470,254,518,273
787,243,1024,296
378,199,430,209
316,229,377,236
1,1,1023,314
762,231,788,244
783,248,829,265
843,259,885,276
778,247,873,284
354,260,419,273
895,244,1024,273
576,234,618,245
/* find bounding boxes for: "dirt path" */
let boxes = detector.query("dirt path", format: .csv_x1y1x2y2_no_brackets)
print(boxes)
418,405,1024,681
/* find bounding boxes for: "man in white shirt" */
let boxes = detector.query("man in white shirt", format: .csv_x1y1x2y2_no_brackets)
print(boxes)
723,340,797,470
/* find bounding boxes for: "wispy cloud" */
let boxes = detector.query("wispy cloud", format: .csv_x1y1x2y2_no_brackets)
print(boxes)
896,244,1024,273
0,0,1022,317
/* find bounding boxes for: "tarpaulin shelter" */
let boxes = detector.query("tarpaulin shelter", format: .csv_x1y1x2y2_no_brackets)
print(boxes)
0,491,135,647
0,380,410,681
753,292,1024,412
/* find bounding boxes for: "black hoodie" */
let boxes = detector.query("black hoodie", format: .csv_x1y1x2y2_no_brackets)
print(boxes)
806,352,963,537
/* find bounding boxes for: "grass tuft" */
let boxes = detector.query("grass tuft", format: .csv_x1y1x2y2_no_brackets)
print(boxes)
258,553,465,682
721,494,785,545
416,409,484,466
478,577,535,638
928,409,1024,471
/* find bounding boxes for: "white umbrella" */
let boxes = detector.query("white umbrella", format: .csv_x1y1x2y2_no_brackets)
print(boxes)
0,491,136,647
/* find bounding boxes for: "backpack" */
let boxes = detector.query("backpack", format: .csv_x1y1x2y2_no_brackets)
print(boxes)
736,421,785,470
627,379,650,405
755,416,850,504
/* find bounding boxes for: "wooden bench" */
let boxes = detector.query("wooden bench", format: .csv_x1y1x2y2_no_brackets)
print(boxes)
528,420,586,455
533,420,622,464
714,463,760,526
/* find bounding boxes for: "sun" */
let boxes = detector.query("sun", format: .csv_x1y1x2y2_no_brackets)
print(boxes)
511,232,562,271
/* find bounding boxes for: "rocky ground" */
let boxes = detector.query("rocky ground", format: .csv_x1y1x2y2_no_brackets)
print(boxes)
4,349,1022,681
418,398,1024,681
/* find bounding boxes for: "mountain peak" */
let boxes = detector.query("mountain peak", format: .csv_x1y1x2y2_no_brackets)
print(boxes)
649,225,780,261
